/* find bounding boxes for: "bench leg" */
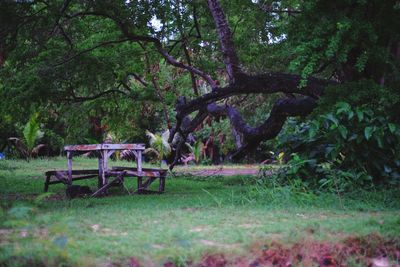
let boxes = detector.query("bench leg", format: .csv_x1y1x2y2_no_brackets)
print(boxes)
159,176,165,193
44,174,51,192
137,177,143,191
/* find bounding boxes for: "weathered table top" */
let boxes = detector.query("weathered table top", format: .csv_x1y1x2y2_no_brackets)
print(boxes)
64,143,145,151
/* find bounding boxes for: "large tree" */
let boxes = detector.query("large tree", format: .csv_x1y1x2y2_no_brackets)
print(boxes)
1,0,398,166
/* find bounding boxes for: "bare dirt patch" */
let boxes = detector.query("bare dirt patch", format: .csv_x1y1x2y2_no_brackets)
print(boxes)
177,167,259,177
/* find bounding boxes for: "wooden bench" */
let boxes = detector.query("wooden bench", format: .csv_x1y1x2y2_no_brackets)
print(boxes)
44,169,99,192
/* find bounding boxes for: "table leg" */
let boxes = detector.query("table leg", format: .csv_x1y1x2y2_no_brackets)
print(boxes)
136,150,142,173
98,154,104,188
103,150,108,186
136,150,142,191
44,173,51,192
97,149,110,189
67,151,73,185
159,176,165,193
137,177,143,191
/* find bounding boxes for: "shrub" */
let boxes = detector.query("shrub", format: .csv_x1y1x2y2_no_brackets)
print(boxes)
264,82,400,191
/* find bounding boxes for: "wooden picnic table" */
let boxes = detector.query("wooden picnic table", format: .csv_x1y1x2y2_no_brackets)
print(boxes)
64,143,145,188
44,143,168,197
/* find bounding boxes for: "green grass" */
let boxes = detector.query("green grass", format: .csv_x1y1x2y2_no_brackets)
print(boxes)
0,158,399,266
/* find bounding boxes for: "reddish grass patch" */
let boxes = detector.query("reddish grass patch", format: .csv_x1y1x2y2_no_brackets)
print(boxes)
155,234,399,267
196,254,227,267
249,234,400,267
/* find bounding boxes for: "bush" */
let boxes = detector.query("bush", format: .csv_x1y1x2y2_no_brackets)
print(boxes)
265,82,400,191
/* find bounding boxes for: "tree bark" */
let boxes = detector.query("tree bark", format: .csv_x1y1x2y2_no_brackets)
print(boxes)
207,0,242,82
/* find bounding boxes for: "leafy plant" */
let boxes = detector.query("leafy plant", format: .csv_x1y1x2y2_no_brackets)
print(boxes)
8,113,45,159
267,98,400,191
186,140,204,164
144,130,171,166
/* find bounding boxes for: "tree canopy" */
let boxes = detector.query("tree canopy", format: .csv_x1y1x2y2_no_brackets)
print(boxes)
1,0,399,174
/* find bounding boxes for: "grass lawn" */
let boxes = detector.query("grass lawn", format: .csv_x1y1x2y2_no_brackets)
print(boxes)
0,158,399,266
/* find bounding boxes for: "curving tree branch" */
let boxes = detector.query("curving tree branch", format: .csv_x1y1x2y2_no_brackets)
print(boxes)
207,97,317,159
173,72,331,120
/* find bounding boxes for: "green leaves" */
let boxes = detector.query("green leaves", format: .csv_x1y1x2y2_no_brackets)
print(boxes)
23,112,43,152
336,101,351,114
8,112,45,159
336,101,354,119
338,125,348,139
192,140,203,165
364,126,374,140
388,123,396,133
356,109,364,122
355,51,369,72
186,140,204,165
322,113,339,127
274,96,400,187
145,130,171,165
308,121,320,139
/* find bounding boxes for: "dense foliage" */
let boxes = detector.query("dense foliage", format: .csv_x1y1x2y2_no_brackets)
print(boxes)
0,0,399,187
262,82,400,190
259,0,400,189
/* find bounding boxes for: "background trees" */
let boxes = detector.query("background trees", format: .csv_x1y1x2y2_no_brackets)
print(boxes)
0,0,399,183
